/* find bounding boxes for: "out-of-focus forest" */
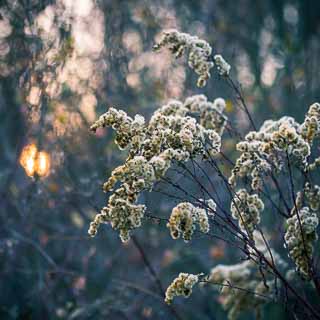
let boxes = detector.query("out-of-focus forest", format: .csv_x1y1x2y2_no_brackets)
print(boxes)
1,0,320,319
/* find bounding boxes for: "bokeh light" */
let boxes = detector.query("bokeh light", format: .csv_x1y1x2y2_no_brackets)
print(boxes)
19,143,51,177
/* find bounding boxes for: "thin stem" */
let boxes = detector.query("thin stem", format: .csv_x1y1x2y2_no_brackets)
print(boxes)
131,236,183,320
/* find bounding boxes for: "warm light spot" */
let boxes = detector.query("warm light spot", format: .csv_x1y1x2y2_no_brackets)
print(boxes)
126,73,141,89
80,93,97,122
261,55,283,87
122,30,142,54
20,144,37,177
161,249,175,267
36,151,51,177
209,242,226,260
27,86,41,106
25,156,35,177
20,143,51,178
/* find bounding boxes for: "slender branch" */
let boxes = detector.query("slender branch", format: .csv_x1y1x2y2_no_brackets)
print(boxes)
227,76,257,131
131,236,183,320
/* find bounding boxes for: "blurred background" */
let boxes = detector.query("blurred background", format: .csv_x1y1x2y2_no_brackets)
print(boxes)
1,0,320,319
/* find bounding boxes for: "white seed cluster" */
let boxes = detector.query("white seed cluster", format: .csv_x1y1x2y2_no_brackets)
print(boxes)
165,273,199,305
89,96,226,241
228,104,319,238
300,102,320,143
230,115,313,191
251,231,288,268
167,202,210,242
209,260,272,320
153,29,213,87
208,230,287,320
229,150,271,191
90,108,145,151
153,30,230,87
230,189,264,236
209,260,251,285
305,183,320,211
306,156,320,172
184,95,228,137
284,205,319,278
198,198,217,216
270,121,310,163
227,102,320,280
214,54,231,76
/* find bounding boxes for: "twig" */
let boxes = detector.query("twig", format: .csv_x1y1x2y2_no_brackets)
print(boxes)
131,236,183,320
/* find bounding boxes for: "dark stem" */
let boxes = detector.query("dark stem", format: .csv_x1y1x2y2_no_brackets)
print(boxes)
131,236,183,320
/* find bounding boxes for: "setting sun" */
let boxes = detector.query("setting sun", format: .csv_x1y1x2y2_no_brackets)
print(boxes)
19,143,50,177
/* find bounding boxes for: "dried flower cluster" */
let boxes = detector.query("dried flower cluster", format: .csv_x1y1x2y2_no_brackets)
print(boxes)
89,96,226,241
90,108,145,151
209,261,272,320
89,30,320,319
208,232,285,320
300,102,320,142
165,273,200,305
167,202,210,241
153,29,230,87
230,115,313,191
229,104,320,238
305,183,320,211
214,54,231,76
284,200,319,278
230,189,264,236
184,95,228,137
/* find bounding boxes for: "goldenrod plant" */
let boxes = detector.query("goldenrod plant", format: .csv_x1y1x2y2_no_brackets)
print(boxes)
89,30,320,320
